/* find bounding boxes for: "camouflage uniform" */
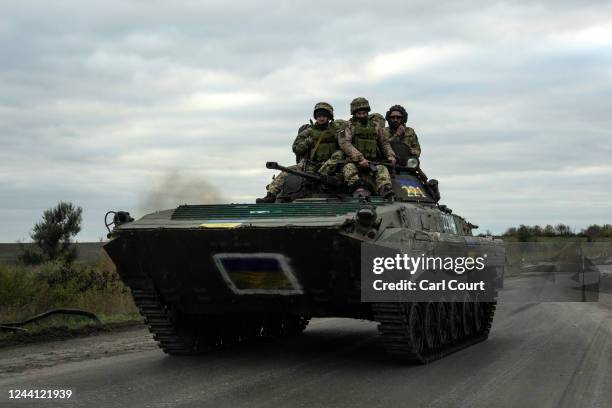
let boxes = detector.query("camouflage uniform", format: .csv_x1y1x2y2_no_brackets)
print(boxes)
265,103,345,196
369,112,386,128
383,126,421,157
384,104,421,157
338,98,396,194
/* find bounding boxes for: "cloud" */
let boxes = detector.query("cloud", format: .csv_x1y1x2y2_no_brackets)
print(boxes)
1,0,611,240
182,91,267,111
366,45,472,79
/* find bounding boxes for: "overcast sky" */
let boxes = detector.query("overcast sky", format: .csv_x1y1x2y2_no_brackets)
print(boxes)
1,0,611,242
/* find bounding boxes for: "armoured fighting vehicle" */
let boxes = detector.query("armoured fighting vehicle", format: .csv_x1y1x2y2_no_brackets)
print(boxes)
104,144,504,364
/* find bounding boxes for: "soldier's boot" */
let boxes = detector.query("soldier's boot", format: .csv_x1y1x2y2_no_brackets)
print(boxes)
256,192,276,203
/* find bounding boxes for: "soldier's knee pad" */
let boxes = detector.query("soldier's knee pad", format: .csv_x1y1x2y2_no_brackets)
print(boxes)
343,163,358,172
330,151,345,160
342,171,359,187
375,165,389,174
342,164,358,180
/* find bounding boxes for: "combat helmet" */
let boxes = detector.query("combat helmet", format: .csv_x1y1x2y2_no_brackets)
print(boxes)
385,104,408,124
350,97,371,115
313,102,334,120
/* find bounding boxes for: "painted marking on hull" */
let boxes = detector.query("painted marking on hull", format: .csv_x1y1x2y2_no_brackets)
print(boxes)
199,222,242,228
213,253,303,295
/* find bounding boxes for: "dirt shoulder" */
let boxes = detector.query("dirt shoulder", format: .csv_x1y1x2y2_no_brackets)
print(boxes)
0,320,143,348
0,324,157,378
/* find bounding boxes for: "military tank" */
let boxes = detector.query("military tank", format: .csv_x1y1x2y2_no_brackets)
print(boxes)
103,144,504,363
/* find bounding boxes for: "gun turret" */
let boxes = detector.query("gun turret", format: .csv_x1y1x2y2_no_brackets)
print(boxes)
266,162,342,187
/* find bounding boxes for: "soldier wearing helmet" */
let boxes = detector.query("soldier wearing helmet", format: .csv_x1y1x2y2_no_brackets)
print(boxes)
257,102,346,203
292,102,339,162
384,104,421,158
338,97,397,198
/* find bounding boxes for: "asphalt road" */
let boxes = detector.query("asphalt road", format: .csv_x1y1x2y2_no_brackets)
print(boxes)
1,292,610,408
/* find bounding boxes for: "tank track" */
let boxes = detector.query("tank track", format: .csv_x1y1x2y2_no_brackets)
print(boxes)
132,288,198,355
131,288,310,355
372,300,497,364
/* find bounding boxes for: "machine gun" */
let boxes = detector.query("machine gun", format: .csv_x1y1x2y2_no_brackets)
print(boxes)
266,162,343,188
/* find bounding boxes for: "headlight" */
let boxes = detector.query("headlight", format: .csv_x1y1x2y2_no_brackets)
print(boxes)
356,207,377,226
406,157,420,169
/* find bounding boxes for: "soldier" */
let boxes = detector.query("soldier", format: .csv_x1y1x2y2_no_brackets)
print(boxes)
257,102,345,203
338,97,397,198
384,104,421,157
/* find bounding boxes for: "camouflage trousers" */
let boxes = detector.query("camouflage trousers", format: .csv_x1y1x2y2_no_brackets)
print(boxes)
267,152,345,195
341,163,392,193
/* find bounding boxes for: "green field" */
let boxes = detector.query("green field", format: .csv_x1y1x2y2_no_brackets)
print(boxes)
0,242,105,265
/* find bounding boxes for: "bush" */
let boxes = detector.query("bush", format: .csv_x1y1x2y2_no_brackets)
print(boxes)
0,258,137,324
19,201,83,266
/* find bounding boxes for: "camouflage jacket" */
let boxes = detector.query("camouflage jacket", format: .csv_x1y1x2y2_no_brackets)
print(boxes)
383,125,421,157
338,117,396,162
292,121,345,163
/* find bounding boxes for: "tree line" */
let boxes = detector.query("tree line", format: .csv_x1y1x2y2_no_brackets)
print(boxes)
503,223,612,241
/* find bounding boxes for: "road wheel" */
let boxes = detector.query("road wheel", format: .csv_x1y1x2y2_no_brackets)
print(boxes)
461,294,474,336
423,303,437,350
448,300,461,340
407,303,424,353
473,295,484,333
436,302,450,345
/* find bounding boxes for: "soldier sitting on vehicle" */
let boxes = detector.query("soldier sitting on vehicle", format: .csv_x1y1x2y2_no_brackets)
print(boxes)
384,104,421,158
257,102,345,203
338,97,397,199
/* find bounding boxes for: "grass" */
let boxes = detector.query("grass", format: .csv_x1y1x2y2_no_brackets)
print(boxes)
0,252,140,340
0,242,106,265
